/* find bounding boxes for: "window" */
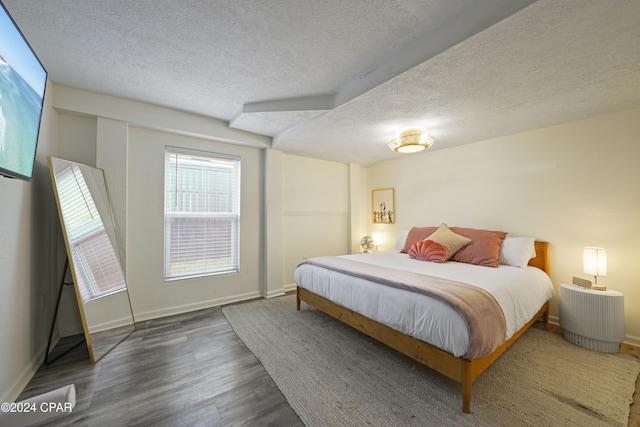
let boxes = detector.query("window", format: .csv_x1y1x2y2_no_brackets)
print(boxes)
164,146,241,280
55,164,126,303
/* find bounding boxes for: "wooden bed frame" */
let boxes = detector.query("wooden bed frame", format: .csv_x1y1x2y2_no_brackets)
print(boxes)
296,241,550,414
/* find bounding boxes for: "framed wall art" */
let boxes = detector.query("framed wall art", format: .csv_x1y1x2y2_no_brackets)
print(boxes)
372,188,394,224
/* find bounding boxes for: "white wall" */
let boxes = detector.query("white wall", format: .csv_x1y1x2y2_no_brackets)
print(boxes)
281,154,350,286
52,113,97,337
5,79,636,404
349,163,368,254
127,127,264,320
96,117,129,270
49,86,272,325
44,91,355,345
364,109,640,344
0,81,59,402
1,82,272,401
265,149,285,297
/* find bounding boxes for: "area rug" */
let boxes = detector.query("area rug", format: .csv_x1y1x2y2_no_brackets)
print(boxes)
222,295,639,426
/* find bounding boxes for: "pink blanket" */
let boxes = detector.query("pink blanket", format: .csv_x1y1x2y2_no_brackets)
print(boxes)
299,256,506,359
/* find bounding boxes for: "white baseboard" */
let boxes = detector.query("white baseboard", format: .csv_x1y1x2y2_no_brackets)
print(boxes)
1,345,47,404
134,290,262,322
58,324,84,337
264,289,286,299
283,283,297,292
89,316,137,334
623,333,640,348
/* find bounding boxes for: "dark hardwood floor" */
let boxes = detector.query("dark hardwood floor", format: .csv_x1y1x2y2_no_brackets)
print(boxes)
19,302,640,426
18,305,303,426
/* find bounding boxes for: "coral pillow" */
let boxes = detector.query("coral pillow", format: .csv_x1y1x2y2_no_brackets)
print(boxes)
400,226,438,253
450,227,507,267
408,239,448,263
426,223,472,261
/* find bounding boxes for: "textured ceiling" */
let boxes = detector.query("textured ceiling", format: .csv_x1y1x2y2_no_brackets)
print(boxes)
3,0,640,166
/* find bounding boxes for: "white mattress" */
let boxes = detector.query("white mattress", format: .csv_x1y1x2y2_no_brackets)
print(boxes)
294,250,555,357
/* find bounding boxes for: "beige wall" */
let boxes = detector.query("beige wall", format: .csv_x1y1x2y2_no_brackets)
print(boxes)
364,109,640,344
281,154,350,286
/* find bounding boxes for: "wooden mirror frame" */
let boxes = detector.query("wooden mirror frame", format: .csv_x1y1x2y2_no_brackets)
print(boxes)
48,156,135,363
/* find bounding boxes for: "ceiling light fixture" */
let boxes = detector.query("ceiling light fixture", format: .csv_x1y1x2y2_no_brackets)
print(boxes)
389,128,435,153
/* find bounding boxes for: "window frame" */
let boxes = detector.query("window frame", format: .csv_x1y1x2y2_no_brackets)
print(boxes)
163,146,241,281
55,164,127,303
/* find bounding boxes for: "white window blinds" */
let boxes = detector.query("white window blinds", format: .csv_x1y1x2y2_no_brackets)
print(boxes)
55,164,126,303
164,147,241,280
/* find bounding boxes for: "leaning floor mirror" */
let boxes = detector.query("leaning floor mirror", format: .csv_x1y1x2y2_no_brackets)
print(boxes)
48,156,135,363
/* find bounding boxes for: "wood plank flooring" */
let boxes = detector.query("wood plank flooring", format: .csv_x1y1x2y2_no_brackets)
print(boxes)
19,304,303,426
19,301,640,426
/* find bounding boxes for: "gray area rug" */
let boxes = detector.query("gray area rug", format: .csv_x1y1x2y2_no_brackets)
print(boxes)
223,295,639,426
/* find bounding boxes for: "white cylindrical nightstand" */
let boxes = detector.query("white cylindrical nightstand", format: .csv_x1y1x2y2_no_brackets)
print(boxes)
559,284,625,353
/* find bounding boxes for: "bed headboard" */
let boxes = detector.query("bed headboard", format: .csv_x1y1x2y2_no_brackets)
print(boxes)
528,241,549,275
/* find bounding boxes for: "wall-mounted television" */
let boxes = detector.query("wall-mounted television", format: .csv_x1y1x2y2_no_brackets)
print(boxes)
0,1,47,182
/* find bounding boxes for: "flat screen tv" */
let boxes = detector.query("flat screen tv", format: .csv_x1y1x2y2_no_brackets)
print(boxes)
0,1,47,182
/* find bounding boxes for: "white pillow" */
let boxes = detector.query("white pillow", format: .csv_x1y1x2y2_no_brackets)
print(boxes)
394,230,409,251
499,237,536,268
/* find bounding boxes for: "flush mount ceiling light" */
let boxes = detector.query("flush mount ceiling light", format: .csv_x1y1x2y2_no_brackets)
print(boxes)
389,128,435,153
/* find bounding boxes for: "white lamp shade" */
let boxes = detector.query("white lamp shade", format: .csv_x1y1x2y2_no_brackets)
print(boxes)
583,247,607,277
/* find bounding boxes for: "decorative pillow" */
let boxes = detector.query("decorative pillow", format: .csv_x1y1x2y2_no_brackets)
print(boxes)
425,223,472,261
408,239,448,263
400,226,438,253
393,230,409,251
499,237,536,268
450,227,507,268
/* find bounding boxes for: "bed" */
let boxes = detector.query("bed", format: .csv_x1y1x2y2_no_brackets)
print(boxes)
294,227,554,413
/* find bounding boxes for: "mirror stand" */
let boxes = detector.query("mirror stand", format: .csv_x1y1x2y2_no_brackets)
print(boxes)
44,257,86,364
48,156,136,363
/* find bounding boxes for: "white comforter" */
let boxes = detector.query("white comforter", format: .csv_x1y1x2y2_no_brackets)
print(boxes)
294,250,555,357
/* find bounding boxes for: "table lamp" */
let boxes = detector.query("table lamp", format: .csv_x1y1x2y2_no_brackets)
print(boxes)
583,247,607,291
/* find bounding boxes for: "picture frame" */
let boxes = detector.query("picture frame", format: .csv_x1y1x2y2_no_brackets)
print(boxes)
372,188,395,224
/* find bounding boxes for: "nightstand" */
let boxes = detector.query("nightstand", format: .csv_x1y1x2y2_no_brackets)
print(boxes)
559,284,625,353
